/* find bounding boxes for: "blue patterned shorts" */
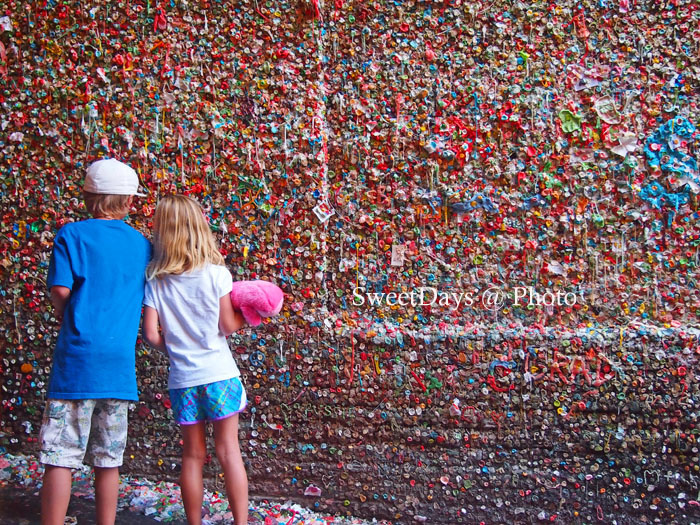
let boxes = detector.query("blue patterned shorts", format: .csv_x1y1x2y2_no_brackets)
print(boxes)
169,377,247,425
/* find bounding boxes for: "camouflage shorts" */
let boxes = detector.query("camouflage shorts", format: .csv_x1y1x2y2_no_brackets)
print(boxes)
38,399,129,469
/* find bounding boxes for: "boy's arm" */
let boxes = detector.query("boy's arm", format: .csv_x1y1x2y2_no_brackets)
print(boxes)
219,294,245,336
142,306,166,353
50,286,71,319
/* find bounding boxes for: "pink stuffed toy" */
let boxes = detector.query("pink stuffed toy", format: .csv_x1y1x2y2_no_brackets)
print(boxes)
230,280,284,327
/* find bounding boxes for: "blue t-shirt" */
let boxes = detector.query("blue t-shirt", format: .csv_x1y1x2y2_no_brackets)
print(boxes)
47,219,152,400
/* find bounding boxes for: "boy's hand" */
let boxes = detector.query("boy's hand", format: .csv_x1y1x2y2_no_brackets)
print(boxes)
50,286,71,320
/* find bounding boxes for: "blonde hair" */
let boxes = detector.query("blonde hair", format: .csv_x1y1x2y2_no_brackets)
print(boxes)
146,194,225,280
84,192,132,219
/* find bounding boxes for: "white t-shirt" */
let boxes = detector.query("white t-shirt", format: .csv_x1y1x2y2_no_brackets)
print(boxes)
144,263,241,389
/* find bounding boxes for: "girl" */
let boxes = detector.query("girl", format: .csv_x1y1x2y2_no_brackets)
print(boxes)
142,194,248,524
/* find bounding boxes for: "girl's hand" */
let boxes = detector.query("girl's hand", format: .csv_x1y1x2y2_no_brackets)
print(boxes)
143,306,167,353
219,294,245,336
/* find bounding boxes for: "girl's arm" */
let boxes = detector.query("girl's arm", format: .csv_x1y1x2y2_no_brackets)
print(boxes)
142,306,166,353
219,294,245,336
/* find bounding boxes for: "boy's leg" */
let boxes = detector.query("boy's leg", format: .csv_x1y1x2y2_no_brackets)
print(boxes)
180,422,207,525
85,399,129,525
94,466,120,525
213,415,248,525
39,399,91,525
41,465,72,525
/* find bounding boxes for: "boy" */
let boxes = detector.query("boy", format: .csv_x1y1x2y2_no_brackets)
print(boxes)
40,158,152,525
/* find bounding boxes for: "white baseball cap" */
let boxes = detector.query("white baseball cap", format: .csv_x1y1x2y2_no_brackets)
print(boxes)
84,158,145,196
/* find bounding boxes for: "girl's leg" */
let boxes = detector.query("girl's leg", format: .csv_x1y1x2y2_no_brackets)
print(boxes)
94,466,119,525
213,414,248,524
41,465,72,525
180,422,207,525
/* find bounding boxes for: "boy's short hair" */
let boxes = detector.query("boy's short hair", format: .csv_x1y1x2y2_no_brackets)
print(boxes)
84,192,133,219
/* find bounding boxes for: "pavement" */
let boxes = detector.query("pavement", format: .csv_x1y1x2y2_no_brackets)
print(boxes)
0,484,189,524
0,453,378,525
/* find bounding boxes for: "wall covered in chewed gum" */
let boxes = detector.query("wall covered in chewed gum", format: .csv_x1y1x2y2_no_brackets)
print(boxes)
1,1,700,522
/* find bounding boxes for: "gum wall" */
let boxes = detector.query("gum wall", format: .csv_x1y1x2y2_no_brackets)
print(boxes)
1,1,700,523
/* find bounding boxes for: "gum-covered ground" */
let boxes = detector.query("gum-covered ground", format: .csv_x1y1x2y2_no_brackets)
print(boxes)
0,453,388,525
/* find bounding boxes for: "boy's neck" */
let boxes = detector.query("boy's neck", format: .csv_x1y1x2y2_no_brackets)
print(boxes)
93,215,123,220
